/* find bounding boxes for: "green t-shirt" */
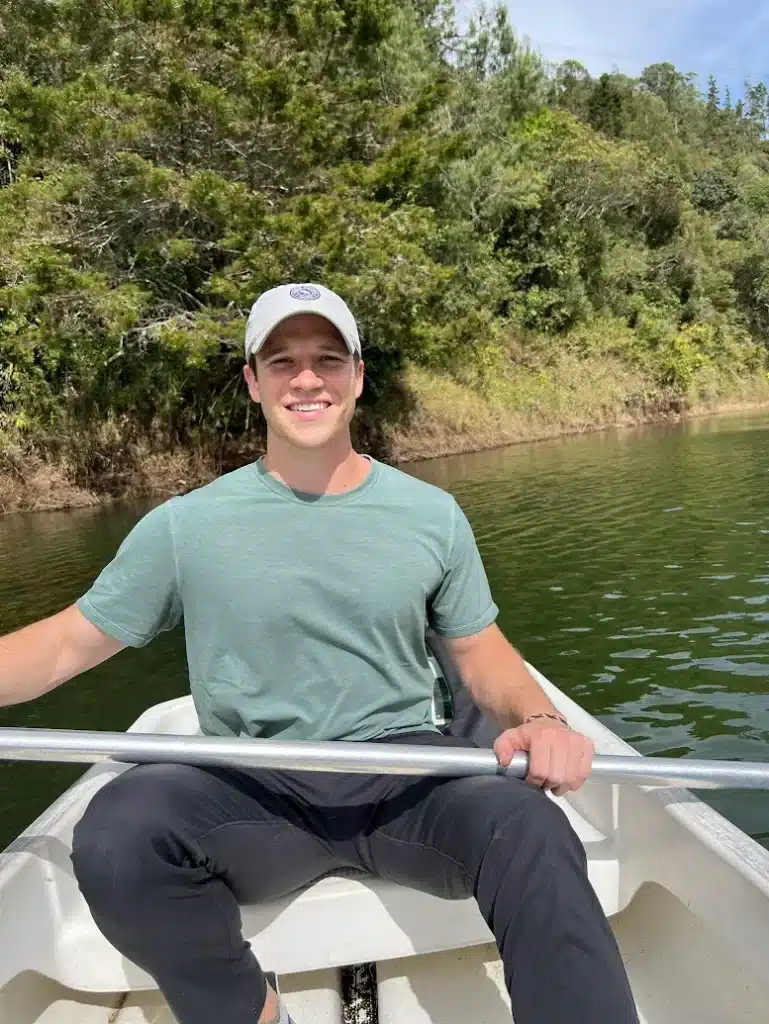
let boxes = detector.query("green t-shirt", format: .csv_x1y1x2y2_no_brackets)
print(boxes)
76,457,498,742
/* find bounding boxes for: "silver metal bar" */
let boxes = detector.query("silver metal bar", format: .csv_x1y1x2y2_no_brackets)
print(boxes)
0,727,769,789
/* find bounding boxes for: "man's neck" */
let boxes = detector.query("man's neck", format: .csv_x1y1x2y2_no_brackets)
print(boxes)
262,437,371,496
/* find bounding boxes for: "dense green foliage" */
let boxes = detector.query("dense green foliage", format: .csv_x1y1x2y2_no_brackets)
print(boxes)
1,1,768,471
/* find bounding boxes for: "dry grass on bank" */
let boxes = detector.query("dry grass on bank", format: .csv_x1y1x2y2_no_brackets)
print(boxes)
388,355,769,462
388,353,647,461
0,448,99,515
0,427,221,515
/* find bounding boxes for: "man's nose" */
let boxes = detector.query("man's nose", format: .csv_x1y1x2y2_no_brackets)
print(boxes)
291,366,323,388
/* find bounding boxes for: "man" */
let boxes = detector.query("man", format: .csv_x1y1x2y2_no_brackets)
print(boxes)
0,283,639,1024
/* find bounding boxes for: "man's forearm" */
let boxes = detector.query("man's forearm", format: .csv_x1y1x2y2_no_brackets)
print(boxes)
445,624,564,730
0,614,75,706
0,605,124,707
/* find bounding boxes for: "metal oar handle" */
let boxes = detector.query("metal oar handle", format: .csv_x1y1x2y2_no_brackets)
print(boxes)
0,728,768,789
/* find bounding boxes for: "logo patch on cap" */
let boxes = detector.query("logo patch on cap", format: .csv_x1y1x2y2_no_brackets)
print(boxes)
289,285,322,301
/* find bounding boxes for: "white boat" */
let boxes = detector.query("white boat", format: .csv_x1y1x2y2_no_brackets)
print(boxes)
2,656,769,1024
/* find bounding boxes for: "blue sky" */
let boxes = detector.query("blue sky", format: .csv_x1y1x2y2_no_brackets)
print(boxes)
456,1,769,102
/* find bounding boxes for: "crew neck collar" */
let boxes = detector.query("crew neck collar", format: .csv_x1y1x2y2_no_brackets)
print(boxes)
253,455,379,505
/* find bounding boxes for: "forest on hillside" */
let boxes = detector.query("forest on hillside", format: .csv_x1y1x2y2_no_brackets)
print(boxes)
2,0,769,494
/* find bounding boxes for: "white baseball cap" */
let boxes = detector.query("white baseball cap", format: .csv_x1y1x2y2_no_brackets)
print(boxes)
244,283,361,361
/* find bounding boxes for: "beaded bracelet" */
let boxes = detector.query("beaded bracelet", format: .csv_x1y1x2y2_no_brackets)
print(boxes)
524,712,569,728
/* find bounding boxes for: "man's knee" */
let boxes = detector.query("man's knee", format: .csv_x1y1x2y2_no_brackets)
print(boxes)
71,763,197,910
491,783,588,877
465,778,586,866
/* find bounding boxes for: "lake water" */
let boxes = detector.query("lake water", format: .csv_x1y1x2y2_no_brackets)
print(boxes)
2,412,769,850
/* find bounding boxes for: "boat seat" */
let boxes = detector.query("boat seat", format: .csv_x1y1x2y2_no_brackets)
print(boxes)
238,796,618,978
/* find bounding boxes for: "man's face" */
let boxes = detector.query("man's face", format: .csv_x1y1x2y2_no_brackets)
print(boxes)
244,313,364,450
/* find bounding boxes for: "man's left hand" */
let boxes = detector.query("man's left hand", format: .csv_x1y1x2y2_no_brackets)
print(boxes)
493,718,594,796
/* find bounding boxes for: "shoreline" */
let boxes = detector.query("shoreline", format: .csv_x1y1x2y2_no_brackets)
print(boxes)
3,392,768,517
393,397,769,466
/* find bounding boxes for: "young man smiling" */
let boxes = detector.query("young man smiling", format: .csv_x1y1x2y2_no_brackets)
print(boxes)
0,283,639,1024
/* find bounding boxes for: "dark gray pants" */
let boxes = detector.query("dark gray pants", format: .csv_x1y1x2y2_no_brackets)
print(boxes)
70,731,639,1024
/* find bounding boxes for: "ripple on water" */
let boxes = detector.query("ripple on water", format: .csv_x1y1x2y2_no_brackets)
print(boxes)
411,414,769,849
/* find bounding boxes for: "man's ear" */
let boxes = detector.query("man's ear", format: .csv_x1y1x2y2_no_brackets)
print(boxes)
243,362,261,404
354,359,364,400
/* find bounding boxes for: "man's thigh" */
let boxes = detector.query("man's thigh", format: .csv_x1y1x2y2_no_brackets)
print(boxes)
72,761,348,905
359,773,558,899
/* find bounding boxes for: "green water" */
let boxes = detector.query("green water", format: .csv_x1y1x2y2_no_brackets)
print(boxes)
2,413,769,850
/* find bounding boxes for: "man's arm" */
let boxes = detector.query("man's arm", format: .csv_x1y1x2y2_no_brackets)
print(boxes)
442,622,566,730
428,497,593,794
442,622,594,795
0,604,125,708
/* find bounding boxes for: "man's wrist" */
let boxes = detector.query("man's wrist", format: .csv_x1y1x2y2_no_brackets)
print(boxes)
523,711,569,729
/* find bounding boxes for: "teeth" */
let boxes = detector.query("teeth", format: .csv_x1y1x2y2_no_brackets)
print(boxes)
291,403,327,412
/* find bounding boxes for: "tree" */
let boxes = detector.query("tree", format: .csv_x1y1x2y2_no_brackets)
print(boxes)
639,62,698,136
745,80,769,139
550,60,593,120
705,73,720,142
587,74,629,138
707,74,720,117
0,0,767,492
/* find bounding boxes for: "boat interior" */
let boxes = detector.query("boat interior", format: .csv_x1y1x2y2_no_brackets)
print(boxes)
2,665,769,1022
